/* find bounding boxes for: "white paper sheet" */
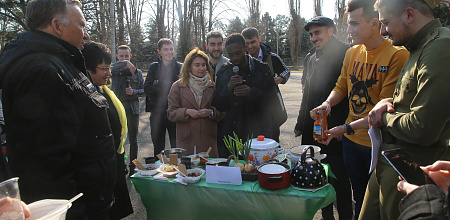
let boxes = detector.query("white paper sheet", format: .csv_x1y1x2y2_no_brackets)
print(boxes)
173,177,188,185
368,127,382,174
153,173,168,181
206,166,242,185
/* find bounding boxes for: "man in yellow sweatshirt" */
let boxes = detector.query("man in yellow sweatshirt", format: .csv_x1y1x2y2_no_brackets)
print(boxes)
310,0,409,218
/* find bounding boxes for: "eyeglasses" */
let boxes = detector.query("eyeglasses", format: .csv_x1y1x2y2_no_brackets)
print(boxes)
96,66,113,74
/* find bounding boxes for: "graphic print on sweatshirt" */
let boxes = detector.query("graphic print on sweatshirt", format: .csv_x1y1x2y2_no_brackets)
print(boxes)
348,61,385,115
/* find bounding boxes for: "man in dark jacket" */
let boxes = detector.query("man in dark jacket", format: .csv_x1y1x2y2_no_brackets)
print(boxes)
111,45,145,174
213,33,276,157
294,17,352,220
242,27,290,142
0,0,116,219
144,38,181,156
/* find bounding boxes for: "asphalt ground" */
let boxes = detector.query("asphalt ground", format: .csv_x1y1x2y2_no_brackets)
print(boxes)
122,70,341,220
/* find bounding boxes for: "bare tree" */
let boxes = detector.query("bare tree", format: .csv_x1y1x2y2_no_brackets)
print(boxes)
288,0,302,68
246,0,260,27
207,0,238,32
0,0,28,31
156,0,167,39
98,0,107,43
314,0,322,17
335,0,347,40
124,0,146,50
179,0,196,58
117,0,125,45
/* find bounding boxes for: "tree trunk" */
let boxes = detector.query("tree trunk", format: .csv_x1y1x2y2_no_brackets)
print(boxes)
314,0,322,17
289,0,302,68
246,0,260,27
117,0,125,45
99,0,107,44
156,0,167,39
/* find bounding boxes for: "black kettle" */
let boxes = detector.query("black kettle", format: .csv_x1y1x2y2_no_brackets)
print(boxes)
290,146,327,189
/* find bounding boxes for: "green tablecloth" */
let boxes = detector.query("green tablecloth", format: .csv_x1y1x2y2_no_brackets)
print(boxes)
131,164,336,220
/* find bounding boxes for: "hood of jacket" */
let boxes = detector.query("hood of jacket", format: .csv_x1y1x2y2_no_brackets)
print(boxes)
0,29,86,88
260,42,273,61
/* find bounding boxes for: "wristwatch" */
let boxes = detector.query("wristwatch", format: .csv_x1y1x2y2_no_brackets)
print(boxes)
345,123,355,135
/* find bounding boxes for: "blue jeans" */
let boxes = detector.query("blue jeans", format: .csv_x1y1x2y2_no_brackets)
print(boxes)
342,136,372,219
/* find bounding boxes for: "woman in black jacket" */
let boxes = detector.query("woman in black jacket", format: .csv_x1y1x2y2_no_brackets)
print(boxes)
82,42,133,219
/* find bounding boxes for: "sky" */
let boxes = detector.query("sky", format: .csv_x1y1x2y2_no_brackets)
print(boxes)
258,0,338,20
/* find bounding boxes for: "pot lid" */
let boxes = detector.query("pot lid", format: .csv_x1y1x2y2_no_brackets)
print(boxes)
259,164,287,174
251,135,278,150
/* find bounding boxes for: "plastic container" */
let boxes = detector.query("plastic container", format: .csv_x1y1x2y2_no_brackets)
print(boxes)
176,169,205,183
134,164,160,176
27,199,71,220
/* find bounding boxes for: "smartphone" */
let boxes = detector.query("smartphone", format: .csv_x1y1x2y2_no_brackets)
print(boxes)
382,149,435,186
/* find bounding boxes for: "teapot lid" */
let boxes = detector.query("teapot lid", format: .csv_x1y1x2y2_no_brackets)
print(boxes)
251,135,278,149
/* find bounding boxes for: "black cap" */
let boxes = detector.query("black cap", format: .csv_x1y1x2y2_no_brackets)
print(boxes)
304,17,335,31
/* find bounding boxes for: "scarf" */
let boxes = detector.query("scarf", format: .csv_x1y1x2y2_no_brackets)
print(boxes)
102,85,128,154
188,72,211,107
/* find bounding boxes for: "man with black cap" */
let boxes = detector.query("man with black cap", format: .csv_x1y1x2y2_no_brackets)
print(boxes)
295,16,353,220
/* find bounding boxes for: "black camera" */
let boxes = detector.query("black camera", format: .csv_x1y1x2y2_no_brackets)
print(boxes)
111,61,132,77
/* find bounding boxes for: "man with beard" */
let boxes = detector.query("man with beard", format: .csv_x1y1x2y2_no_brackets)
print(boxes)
213,33,276,157
242,27,290,143
361,0,450,219
206,31,229,81
0,0,116,218
310,0,409,218
295,17,353,220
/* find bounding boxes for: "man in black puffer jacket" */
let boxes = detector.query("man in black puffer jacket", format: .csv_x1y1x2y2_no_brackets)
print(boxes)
0,0,116,219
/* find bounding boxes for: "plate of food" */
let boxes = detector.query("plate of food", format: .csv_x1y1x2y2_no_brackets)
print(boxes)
156,164,179,177
176,169,205,183
134,164,160,176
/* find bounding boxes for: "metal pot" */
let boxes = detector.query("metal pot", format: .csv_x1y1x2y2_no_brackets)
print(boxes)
257,159,290,190
286,145,326,163
249,136,284,166
161,148,186,158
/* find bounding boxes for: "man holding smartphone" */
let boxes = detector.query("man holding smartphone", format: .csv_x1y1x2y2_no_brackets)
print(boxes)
364,0,450,219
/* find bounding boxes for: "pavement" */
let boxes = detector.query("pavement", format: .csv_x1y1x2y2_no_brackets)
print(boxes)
122,70,339,219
